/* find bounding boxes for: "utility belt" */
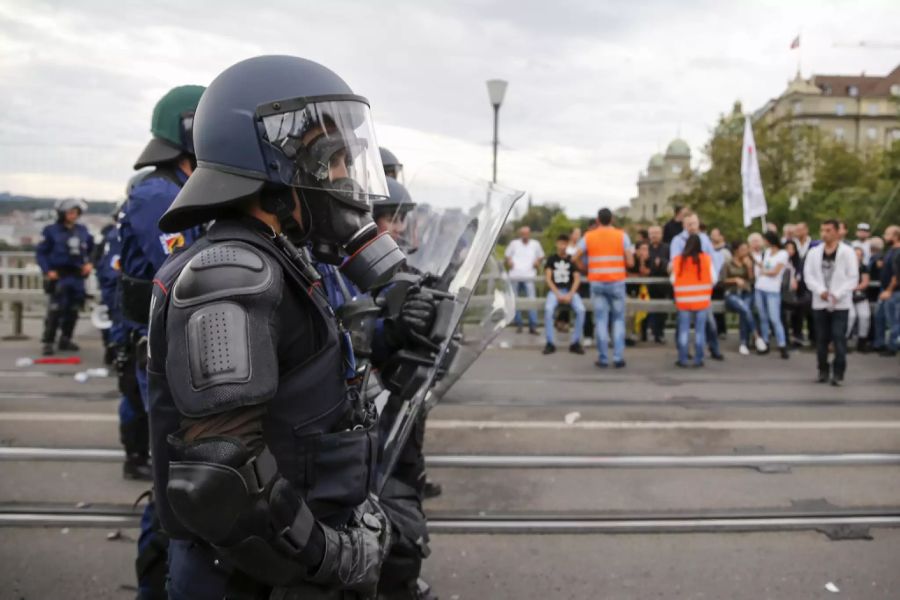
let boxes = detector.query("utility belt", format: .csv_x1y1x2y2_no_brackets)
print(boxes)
53,265,83,277
119,273,154,325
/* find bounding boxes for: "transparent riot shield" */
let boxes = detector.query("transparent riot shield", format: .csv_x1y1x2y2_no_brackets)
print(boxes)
378,166,523,488
428,254,515,403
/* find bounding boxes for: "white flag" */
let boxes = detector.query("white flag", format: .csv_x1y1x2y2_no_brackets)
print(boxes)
741,117,767,227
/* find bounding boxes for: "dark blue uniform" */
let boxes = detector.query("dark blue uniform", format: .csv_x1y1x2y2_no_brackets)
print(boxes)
97,225,148,463
118,168,199,600
35,221,94,346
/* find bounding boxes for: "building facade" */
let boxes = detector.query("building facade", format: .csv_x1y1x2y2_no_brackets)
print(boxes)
627,138,692,222
755,65,900,150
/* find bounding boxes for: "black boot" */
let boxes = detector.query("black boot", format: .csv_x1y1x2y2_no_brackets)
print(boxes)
423,478,443,499
58,337,80,352
123,453,153,480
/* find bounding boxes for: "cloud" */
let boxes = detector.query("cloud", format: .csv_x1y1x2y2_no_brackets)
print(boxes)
0,0,898,218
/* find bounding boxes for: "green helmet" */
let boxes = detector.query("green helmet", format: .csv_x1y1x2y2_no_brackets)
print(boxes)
134,85,205,169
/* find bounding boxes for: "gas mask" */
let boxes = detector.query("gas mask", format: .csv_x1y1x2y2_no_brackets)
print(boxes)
257,95,405,291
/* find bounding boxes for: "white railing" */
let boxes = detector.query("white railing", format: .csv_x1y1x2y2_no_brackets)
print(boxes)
0,251,100,316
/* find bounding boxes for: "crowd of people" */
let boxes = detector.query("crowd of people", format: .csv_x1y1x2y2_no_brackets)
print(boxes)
505,205,900,384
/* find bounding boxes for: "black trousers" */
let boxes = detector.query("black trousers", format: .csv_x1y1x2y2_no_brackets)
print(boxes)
813,309,849,378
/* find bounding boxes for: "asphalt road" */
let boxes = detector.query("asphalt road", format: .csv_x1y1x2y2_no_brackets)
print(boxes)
1,318,899,599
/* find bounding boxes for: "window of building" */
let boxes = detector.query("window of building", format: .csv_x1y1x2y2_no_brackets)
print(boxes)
671,165,681,174
868,103,879,116
867,128,877,141
891,84,900,97
892,129,900,141
822,84,832,95
652,204,658,218
834,127,845,140
848,85,859,97
835,103,846,116
792,100,802,115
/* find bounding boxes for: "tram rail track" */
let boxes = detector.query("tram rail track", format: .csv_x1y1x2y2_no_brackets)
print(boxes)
2,502,899,537
3,446,900,470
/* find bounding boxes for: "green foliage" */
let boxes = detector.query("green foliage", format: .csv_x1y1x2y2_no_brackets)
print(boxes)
539,212,576,254
676,100,900,241
514,202,564,232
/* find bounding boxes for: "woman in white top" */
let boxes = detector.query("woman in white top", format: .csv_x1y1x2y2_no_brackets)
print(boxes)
754,231,790,358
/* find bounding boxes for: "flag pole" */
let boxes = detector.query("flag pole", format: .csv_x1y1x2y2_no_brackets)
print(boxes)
760,215,768,233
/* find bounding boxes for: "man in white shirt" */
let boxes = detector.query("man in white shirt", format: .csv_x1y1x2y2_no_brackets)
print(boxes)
505,226,545,334
794,222,816,260
803,219,860,386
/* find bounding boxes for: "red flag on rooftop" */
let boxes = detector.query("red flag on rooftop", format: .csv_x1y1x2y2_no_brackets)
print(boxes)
790,35,800,49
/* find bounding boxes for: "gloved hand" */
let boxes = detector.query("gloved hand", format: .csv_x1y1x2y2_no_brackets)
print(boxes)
309,494,392,595
385,287,437,351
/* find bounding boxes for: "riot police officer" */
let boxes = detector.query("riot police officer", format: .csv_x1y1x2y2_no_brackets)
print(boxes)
379,147,404,182
35,199,93,355
95,195,152,480
148,55,429,599
119,85,204,599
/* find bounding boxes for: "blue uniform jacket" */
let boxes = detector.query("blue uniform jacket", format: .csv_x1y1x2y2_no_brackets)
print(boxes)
35,222,94,273
118,169,200,281
96,226,122,306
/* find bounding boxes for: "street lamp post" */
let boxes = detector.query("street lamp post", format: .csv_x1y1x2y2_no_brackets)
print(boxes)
486,79,508,184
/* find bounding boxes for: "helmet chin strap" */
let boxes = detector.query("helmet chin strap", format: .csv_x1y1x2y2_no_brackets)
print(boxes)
260,186,306,244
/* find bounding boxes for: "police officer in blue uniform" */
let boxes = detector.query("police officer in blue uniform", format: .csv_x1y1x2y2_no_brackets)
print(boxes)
147,55,436,599
98,184,154,481
118,85,204,600
36,199,94,355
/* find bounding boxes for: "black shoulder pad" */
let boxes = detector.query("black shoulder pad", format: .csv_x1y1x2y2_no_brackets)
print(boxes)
164,242,284,418
172,242,274,307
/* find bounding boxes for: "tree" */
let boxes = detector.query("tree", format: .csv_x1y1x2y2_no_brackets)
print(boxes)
539,212,576,254
675,98,900,241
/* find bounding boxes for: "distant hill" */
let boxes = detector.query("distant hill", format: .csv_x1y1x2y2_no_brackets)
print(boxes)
0,193,117,215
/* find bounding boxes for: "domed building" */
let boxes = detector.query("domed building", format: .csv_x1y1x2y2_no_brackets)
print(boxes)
627,139,693,222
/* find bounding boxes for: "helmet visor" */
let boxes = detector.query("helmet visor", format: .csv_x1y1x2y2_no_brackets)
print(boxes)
375,202,418,252
259,96,388,209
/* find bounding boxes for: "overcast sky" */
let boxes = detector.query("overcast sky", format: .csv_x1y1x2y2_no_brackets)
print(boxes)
1,0,898,216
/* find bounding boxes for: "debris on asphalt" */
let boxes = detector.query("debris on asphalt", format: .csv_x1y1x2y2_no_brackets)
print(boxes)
564,411,581,425
75,501,91,509
106,530,122,541
825,582,840,593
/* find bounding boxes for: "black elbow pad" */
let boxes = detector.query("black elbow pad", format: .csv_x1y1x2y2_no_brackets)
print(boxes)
167,440,322,586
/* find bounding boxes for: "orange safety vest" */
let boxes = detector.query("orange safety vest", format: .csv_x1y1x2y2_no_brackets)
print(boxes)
584,227,626,282
672,254,713,311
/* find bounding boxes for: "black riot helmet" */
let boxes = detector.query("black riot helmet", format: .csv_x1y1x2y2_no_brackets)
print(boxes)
374,178,418,253
159,55,404,290
379,147,403,181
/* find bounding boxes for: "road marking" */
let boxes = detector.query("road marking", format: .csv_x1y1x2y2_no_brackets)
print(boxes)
0,412,117,422
426,419,900,431
3,447,899,469
1,412,900,431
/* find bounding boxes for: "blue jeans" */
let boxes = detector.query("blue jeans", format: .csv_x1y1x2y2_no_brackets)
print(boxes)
513,280,538,329
887,292,900,351
706,313,721,356
725,291,756,345
677,309,708,365
545,288,586,345
755,289,786,348
590,281,626,363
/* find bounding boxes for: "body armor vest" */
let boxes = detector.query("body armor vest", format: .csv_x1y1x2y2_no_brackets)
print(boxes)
148,219,376,539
